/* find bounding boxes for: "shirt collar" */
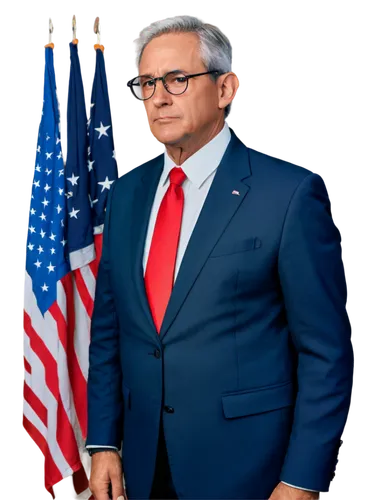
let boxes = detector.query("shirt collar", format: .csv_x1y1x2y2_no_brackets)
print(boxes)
161,121,232,189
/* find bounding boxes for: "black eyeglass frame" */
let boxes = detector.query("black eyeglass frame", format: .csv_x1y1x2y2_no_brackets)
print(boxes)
126,69,222,100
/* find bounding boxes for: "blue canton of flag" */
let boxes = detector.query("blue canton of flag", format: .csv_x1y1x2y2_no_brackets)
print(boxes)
25,47,69,315
87,45,118,233
65,41,94,270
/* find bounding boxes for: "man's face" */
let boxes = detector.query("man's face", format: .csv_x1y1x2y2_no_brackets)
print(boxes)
138,32,221,145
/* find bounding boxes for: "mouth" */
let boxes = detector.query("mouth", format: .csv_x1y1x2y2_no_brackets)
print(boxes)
155,117,178,121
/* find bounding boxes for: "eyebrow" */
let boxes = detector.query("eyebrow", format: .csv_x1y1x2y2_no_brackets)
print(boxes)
139,68,188,78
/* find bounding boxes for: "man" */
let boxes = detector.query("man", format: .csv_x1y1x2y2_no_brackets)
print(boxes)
86,15,354,500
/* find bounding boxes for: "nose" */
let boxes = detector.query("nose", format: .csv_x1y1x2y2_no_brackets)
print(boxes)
151,78,173,106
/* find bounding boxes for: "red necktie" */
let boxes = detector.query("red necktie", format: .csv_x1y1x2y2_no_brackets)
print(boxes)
144,166,187,334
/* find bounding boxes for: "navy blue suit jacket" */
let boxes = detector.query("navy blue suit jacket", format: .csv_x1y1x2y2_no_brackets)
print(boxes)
86,128,354,499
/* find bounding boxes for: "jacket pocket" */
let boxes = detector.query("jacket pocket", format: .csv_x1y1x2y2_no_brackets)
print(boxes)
209,236,260,258
221,380,295,419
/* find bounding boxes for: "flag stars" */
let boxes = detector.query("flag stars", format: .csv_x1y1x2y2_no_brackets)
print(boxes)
56,204,63,214
56,137,61,145
58,168,64,176
45,152,53,160
69,207,80,219
46,134,50,141
95,121,111,139
45,168,52,175
42,198,49,208
41,283,49,292
44,183,51,192
35,165,41,172
112,150,116,159
49,232,56,241
29,226,36,234
34,259,42,269
67,173,79,186
33,180,40,188
39,212,47,221
40,229,46,238
47,262,55,274
98,176,115,192
88,160,95,172
58,188,64,196
30,208,36,215
61,239,67,247
37,145,41,153
28,243,34,251
37,245,44,254
50,247,56,255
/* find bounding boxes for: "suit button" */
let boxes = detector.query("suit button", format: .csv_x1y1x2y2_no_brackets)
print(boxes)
154,348,161,359
164,405,174,413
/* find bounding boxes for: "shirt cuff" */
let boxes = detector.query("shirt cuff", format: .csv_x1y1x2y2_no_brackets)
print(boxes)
281,481,319,492
86,445,119,450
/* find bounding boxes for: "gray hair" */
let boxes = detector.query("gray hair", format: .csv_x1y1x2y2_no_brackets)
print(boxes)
133,15,233,119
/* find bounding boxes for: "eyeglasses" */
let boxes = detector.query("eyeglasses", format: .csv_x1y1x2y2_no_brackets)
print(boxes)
127,69,221,101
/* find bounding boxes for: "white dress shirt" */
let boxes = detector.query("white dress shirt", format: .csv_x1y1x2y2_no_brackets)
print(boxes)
87,120,318,493
142,121,231,281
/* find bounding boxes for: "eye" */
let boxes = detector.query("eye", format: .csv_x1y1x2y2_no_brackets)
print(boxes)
142,79,155,88
175,76,187,83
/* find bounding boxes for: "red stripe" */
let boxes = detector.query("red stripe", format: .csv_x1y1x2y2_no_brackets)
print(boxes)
23,414,61,498
73,268,94,318
89,233,103,278
23,309,83,470
70,467,89,494
24,356,32,374
50,277,88,439
24,310,59,399
24,381,48,427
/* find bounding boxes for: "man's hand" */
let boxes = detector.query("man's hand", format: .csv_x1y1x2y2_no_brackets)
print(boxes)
269,482,320,500
89,450,128,500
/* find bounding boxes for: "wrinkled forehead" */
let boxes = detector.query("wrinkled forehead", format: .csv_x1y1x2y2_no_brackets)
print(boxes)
139,32,203,76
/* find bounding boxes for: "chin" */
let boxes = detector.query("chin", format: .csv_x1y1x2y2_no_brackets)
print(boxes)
151,121,185,145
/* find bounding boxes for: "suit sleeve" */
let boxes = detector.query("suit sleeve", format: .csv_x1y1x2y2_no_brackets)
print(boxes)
85,179,124,449
277,172,354,492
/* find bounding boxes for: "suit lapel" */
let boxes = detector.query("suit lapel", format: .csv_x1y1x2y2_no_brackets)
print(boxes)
158,129,252,340
130,128,253,342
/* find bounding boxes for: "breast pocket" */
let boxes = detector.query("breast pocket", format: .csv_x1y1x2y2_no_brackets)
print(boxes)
209,236,262,258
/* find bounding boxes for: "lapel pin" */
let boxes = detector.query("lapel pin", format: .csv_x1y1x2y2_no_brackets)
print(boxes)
232,190,240,196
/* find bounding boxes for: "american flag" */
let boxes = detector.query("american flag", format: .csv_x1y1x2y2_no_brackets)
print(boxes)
65,42,119,498
23,43,89,498
23,40,118,498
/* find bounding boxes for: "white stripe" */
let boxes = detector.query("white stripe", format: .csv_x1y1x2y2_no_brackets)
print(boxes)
71,278,91,380
69,242,95,270
23,399,47,438
79,265,96,299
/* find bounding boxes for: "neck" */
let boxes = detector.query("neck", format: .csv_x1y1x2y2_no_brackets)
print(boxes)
165,119,225,165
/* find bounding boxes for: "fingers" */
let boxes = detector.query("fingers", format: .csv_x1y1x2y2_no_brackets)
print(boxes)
110,473,125,500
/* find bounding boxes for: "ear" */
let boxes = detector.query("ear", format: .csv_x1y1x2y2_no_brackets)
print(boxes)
217,72,239,112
